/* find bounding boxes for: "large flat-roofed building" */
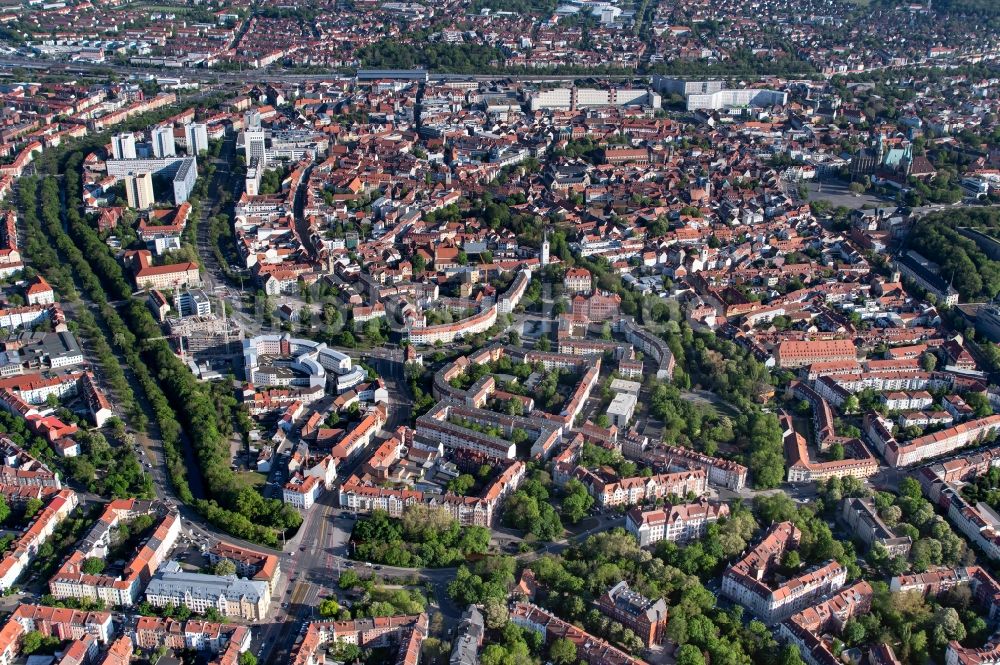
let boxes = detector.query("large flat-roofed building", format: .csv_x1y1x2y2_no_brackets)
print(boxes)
144,560,270,621
528,86,661,111
124,172,154,210
185,123,208,155
2,331,84,371
151,125,175,158
607,392,637,428
685,88,788,111
106,156,197,205
652,77,725,96
111,132,136,160
173,290,211,317
357,69,429,81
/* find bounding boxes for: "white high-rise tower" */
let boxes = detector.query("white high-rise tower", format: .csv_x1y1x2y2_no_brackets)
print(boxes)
540,231,550,266
111,133,137,160
151,125,175,158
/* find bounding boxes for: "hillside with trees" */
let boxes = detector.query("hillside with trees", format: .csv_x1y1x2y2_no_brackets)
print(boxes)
906,209,1000,301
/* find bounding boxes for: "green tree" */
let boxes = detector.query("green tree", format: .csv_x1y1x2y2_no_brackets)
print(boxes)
214,559,237,576
82,557,106,575
676,644,707,665
20,632,43,655
561,478,594,524
23,497,43,520
780,644,807,665
482,597,509,629
318,598,341,617
448,474,476,495
549,637,577,665
339,570,361,589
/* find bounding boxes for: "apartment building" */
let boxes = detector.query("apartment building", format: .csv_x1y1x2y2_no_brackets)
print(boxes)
0,304,57,332
25,275,54,306
626,499,730,547
948,640,1000,665
415,402,535,461
577,466,707,508
641,444,748,491
785,581,873,635
564,268,593,294
339,457,525,527
0,619,19,665
126,249,201,291
939,486,1000,561
124,172,155,210
790,381,837,448
921,446,1000,501
722,522,847,624
10,603,114,644
571,292,621,322
0,489,77,592
133,617,251,664
407,304,497,345
882,415,1000,467
450,605,484,665
620,318,675,380
596,581,668,647
0,604,113,665
0,437,62,488
49,502,181,606
778,582,873,665
840,497,912,557
882,391,934,411
283,473,321,510
330,404,388,461
784,416,878,483
775,340,857,369
207,542,282,596
144,561,270,621
292,614,428,665
511,603,644,665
